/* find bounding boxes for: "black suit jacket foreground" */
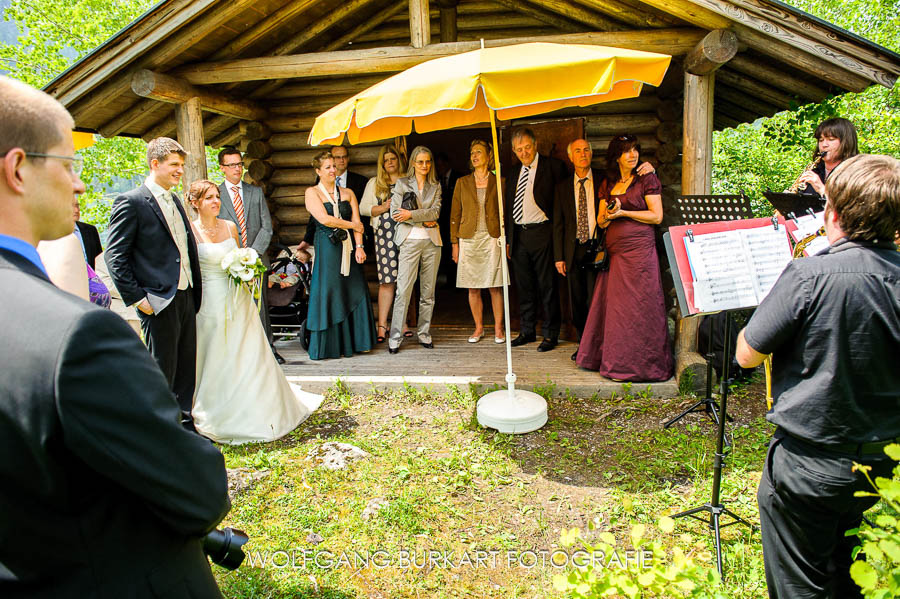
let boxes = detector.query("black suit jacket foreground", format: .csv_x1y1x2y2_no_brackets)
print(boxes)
0,249,229,599
553,168,605,271
105,185,202,310
75,220,102,269
504,154,568,250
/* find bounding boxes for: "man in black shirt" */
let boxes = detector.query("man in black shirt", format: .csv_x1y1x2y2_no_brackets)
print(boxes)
736,154,900,599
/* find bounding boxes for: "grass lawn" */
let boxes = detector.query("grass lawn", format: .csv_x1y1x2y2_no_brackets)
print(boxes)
212,376,774,598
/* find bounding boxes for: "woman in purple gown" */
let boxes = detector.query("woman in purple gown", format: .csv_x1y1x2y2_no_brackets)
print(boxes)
576,134,673,381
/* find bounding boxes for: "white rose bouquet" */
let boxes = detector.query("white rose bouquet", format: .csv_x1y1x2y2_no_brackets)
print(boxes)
220,247,267,304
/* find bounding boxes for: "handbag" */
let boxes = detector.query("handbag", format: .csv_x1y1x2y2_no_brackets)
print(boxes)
401,191,418,211
579,226,610,271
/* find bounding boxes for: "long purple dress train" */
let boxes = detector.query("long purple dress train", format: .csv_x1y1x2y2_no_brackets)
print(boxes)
576,173,673,381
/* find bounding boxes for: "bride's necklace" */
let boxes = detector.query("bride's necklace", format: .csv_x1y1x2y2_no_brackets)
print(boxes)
199,219,218,237
474,171,490,182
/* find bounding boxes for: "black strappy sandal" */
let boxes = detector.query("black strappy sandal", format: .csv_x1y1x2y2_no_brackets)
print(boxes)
376,325,387,343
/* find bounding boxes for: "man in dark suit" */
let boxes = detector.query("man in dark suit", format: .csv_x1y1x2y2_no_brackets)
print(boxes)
0,74,230,599
505,128,567,351
106,137,203,430
73,198,102,268
216,147,283,363
553,139,602,359
436,151,461,288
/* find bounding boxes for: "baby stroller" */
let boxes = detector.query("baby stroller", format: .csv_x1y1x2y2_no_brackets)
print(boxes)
266,244,312,350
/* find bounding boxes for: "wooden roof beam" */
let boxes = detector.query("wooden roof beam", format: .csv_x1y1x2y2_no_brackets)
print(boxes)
173,28,707,85
525,0,627,32
490,0,585,33
573,0,682,29
637,0,881,90
272,0,383,56
210,0,319,60
728,54,829,102
683,29,737,75
131,70,267,120
437,0,459,43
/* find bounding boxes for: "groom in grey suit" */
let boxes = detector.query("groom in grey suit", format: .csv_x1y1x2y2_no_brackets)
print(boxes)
388,146,442,352
216,148,283,363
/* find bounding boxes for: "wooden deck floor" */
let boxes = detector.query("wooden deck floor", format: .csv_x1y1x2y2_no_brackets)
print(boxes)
278,324,678,398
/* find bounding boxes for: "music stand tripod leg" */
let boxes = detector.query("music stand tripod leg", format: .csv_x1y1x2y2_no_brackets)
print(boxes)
670,312,750,577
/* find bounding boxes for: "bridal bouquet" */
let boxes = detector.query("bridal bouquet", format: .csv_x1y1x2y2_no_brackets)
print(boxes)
221,247,267,302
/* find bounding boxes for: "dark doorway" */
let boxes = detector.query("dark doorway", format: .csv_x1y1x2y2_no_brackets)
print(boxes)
403,118,586,339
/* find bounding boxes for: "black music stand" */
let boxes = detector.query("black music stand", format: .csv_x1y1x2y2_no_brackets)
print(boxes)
670,313,753,577
764,190,824,216
663,194,752,429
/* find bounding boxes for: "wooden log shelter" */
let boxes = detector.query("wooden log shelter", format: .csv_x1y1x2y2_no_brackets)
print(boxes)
45,0,900,389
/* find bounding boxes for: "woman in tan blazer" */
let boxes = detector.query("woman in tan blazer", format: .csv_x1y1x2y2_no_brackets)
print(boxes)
450,139,506,344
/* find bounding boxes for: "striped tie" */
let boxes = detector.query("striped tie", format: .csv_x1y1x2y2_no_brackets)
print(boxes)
513,165,530,224
232,185,248,247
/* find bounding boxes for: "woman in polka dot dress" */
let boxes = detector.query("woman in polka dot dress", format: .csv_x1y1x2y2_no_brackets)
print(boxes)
360,144,414,342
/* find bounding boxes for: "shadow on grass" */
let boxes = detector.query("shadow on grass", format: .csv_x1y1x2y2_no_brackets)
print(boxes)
466,380,771,493
216,563,359,598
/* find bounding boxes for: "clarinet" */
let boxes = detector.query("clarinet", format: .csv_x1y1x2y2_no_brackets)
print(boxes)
788,150,826,193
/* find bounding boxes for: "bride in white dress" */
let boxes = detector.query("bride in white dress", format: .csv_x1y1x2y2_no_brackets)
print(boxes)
186,180,322,444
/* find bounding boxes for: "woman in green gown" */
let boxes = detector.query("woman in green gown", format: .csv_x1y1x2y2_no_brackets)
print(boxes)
304,150,375,359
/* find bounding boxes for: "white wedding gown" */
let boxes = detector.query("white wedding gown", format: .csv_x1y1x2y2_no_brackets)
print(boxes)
193,238,322,444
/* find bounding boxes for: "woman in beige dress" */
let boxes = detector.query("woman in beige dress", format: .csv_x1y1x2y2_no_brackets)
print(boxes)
450,139,505,344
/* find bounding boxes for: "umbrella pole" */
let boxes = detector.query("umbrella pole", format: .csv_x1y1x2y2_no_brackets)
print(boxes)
488,108,516,397
475,108,548,434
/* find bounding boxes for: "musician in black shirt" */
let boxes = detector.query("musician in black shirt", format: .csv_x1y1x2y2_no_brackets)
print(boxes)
796,117,859,200
736,154,900,599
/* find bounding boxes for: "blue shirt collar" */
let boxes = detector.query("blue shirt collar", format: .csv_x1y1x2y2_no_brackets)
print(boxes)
0,233,48,275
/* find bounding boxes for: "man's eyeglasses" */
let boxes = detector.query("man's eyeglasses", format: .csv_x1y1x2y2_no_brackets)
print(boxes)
222,162,244,169
25,152,84,176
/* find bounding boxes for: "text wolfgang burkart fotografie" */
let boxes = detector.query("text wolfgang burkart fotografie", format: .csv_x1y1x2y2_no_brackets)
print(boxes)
245,547,654,570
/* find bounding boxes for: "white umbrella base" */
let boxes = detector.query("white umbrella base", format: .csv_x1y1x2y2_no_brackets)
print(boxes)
476,388,548,434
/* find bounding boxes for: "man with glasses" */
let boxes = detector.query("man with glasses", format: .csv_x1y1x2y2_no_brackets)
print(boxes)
216,148,282,363
0,75,229,598
106,137,203,432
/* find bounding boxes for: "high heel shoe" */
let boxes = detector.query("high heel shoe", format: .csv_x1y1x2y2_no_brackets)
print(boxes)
376,325,387,344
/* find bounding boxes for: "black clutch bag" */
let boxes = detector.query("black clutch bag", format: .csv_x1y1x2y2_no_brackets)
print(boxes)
579,227,610,271
401,191,418,211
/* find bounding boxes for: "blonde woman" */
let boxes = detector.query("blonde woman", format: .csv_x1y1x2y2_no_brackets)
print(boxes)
450,139,505,343
359,144,416,342
387,145,442,353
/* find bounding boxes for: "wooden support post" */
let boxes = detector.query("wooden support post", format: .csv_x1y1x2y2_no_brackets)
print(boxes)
677,70,716,391
437,0,459,43
175,98,206,193
409,0,431,49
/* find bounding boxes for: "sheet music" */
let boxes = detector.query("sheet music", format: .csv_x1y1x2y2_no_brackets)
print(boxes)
789,211,825,242
684,225,792,312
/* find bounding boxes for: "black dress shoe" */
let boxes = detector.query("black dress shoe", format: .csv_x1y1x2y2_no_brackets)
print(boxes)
537,338,557,352
389,346,399,354
420,341,434,349
510,334,536,347
272,348,286,364
571,345,579,361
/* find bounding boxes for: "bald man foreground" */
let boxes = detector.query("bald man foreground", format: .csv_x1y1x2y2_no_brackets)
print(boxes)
0,75,230,598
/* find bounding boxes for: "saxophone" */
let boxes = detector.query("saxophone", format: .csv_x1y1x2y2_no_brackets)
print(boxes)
788,150,826,193
792,226,827,259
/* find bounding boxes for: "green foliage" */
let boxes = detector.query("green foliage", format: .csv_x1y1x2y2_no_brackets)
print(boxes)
1,0,156,229
848,444,900,598
552,517,727,598
712,0,900,215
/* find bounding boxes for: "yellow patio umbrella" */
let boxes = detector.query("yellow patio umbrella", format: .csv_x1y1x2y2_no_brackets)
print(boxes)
309,42,671,432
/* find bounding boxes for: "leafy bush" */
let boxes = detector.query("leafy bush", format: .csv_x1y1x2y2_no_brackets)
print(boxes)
849,444,900,598
552,517,727,598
